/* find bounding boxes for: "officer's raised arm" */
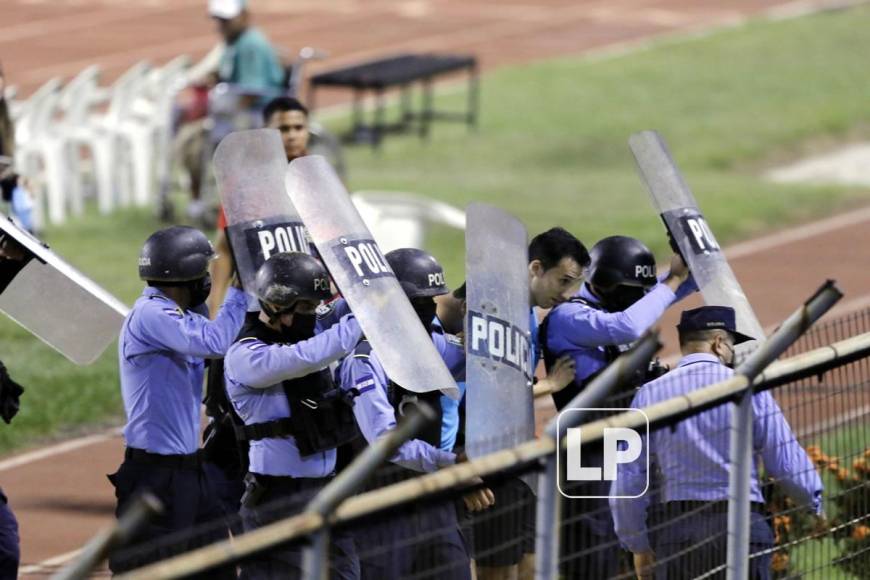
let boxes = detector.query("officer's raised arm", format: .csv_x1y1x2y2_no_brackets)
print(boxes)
225,253,361,389
341,348,456,473
547,237,690,349
228,316,361,389
134,226,247,359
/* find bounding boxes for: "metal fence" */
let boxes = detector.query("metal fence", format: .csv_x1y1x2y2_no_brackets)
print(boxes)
65,307,870,580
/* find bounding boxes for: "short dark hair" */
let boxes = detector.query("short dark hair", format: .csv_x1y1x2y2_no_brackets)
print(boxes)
262,96,309,124
452,282,466,300
528,227,590,271
678,328,730,348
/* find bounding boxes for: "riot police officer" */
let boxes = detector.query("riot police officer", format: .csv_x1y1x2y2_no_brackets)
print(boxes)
338,248,472,580
223,252,363,579
541,234,694,578
109,225,247,574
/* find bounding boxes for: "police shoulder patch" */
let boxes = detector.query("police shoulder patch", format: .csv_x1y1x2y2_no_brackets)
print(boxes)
162,307,184,319
239,337,267,351
444,333,463,347
354,378,376,395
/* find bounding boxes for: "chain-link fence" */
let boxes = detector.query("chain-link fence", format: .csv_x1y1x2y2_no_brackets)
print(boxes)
87,309,870,580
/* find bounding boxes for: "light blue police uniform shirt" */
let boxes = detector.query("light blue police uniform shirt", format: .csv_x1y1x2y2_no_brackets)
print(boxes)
546,277,695,383
218,27,285,91
339,332,458,472
610,353,824,553
120,286,247,455
223,314,363,478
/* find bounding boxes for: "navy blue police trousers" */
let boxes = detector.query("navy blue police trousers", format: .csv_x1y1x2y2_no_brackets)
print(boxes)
107,448,234,578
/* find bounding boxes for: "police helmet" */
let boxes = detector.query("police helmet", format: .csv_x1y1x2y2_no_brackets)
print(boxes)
385,248,448,299
254,252,331,309
138,226,215,282
588,236,657,290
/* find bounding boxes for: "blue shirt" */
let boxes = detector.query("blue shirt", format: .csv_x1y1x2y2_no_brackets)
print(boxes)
120,286,247,455
224,314,363,478
610,353,824,553
339,332,459,472
546,278,693,384
218,27,285,91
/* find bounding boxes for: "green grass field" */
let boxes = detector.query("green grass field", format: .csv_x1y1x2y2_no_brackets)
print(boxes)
2,5,870,452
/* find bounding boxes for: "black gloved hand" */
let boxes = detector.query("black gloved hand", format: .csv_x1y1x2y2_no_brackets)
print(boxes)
0,360,24,424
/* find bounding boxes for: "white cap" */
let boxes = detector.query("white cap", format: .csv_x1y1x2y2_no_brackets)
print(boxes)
209,0,247,19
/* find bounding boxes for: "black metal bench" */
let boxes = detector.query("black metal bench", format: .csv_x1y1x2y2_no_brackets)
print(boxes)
307,53,479,146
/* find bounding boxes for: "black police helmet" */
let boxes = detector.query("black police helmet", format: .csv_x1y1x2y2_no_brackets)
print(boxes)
139,226,215,282
254,252,331,309
385,248,448,299
588,235,657,290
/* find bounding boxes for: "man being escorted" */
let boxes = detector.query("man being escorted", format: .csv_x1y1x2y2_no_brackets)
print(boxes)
339,248,472,580
471,227,589,580
208,96,313,316
109,226,248,573
224,252,363,579
611,306,824,580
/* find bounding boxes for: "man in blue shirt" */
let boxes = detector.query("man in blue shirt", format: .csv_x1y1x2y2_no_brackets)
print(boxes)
209,0,285,91
109,226,247,574
611,306,823,580
466,226,589,580
338,248,473,580
224,252,363,579
542,235,693,578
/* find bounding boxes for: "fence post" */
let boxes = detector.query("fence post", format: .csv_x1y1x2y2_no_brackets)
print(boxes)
726,280,842,580
535,331,660,580
302,529,330,580
52,493,162,580
534,455,560,580
301,403,438,580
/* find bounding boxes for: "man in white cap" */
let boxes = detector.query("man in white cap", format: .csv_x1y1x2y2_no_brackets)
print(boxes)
208,0,285,91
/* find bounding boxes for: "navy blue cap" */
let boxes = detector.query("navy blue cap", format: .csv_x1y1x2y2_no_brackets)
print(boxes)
677,306,755,344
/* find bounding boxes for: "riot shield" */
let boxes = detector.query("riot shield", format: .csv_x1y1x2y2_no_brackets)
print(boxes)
0,216,128,365
214,129,311,310
465,203,535,458
285,156,459,399
629,130,765,344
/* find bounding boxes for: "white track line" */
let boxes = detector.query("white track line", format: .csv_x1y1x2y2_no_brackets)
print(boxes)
725,205,870,260
0,428,120,472
19,548,83,576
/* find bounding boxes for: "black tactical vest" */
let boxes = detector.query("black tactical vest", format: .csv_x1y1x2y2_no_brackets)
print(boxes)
230,317,359,458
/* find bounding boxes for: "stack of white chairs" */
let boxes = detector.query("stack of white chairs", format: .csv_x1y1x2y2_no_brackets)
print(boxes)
351,191,467,252
13,76,63,229
125,54,190,208
10,56,191,226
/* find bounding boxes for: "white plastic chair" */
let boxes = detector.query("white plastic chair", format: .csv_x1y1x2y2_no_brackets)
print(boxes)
14,77,66,226
122,55,190,207
351,191,467,252
56,65,102,215
80,61,150,213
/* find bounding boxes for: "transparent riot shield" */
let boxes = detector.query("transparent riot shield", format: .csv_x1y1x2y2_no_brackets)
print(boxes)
0,216,128,365
465,203,535,458
285,156,458,399
629,130,765,345
214,129,311,309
